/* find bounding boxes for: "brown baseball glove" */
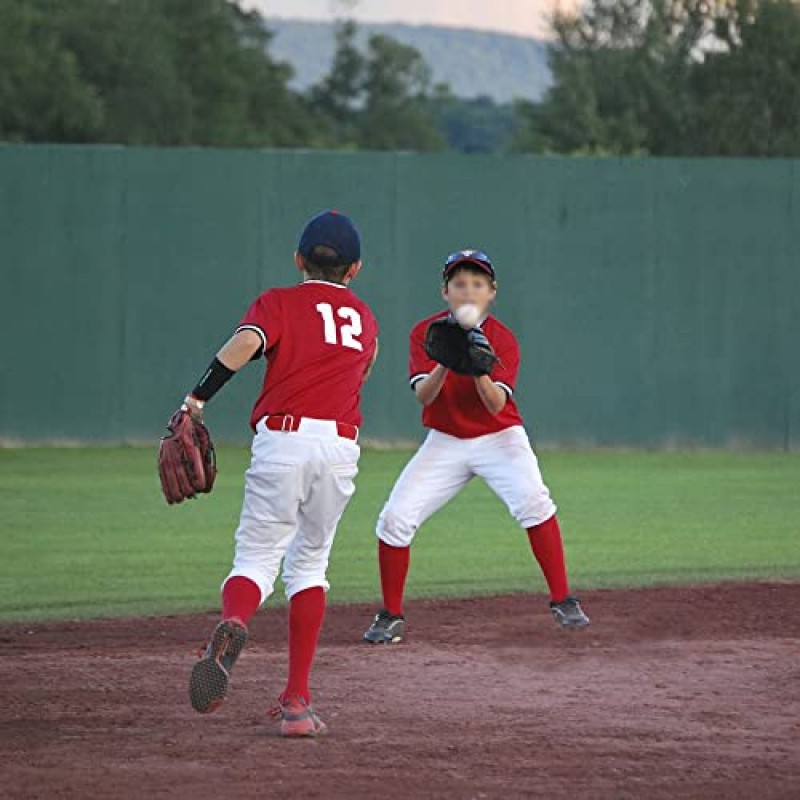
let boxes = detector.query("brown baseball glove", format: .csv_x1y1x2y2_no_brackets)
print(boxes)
158,410,217,505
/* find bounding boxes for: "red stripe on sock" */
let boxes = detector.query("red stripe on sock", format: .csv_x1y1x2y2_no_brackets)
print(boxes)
526,515,570,603
221,576,261,625
283,586,326,705
379,540,410,617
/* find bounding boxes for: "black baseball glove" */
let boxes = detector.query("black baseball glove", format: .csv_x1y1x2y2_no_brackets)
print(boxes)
424,317,499,377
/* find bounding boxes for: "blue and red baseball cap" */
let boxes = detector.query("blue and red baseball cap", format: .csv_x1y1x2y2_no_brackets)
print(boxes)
442,249,496,281
298,210,361,265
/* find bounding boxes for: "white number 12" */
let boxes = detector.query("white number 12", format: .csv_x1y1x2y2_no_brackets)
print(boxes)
315,303,364,351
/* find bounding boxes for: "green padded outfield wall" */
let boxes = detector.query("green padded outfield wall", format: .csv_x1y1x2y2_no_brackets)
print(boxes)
1,146,798,448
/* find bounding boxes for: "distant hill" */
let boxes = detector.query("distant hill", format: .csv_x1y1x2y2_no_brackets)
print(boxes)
267,19,551,103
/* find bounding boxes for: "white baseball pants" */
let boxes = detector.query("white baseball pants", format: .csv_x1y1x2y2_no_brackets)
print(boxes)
224,418,360,603
377,425,557,547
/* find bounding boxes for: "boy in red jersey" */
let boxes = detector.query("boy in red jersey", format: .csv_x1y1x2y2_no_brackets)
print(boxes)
363,249,588,644
173,211,378,736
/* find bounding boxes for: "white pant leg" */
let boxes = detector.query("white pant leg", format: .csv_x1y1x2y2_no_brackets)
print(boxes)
376,430,473,547
281,437,360,599
469,426,556,529
223,431,306,603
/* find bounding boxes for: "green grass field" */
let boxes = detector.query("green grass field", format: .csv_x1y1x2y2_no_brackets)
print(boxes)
1,447,798,622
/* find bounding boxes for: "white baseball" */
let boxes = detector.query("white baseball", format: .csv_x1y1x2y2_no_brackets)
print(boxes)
454,303,480,329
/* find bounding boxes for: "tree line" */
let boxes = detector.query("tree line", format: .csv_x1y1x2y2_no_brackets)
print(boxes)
0,1,453,150
1,0,798,157
513,0,800,157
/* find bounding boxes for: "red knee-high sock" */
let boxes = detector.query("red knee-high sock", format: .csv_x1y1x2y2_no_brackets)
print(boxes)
527,515,570,603
283,586,326,705
379,540,410,617
221,576,261,625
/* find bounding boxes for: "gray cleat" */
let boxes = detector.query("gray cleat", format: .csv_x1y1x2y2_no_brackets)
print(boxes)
363,610,405,644
189,619,248,713
550,596,590,629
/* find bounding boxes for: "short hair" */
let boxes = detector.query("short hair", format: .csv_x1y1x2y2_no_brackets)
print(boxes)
301,244,352,282
444,262,496,286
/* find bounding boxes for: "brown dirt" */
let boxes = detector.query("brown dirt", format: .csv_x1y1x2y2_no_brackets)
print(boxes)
2,583,799,800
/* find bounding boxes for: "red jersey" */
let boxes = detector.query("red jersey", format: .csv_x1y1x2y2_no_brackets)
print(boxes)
409,312,524,438
238,280,378,430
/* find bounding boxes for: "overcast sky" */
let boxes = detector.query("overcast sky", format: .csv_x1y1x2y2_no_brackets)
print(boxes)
243,1,577,38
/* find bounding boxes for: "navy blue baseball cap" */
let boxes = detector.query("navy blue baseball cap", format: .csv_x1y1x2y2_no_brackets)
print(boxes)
298,210,361,265
442,249,496,281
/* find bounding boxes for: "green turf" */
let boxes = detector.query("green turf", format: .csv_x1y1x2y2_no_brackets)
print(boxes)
1,447,798,621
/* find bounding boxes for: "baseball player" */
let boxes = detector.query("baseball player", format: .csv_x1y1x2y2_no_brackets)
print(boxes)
167,211,378,736
363,249,589,644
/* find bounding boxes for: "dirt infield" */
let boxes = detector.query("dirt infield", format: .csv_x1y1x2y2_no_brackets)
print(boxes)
2,583,799,799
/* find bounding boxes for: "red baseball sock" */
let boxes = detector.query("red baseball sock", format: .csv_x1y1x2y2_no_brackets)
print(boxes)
526,515,570,603
221,575,261,625
283,586,326,705
379,540,410,617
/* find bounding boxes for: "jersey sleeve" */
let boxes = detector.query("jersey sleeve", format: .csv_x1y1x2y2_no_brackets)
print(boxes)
490,330,520,397
409,320,436,389
236,289,282,355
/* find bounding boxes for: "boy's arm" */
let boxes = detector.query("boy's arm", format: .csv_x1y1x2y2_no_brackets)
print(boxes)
474,374,507,415
217,329,264,371
183,329,263,418
414,364,448,406
473,329,519,415
362,339,379,384
159,328,262,506
409,320,448,405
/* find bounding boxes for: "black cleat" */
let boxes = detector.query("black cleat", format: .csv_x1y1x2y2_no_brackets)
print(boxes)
189,619,248,713
550,596,590,629
363,609,405,644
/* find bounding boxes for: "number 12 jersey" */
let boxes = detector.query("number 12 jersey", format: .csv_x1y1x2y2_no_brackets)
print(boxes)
237,280,379,430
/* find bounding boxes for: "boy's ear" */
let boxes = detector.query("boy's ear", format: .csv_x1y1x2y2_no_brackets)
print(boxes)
294,251,305,273
344,260,362,283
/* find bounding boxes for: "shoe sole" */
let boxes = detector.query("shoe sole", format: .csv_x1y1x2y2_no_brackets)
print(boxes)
363,633,404,644
189,621,247,714
553,616,590,629
281,720,328,738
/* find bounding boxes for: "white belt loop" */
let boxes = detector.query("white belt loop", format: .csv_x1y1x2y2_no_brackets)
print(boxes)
281,414,295,432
